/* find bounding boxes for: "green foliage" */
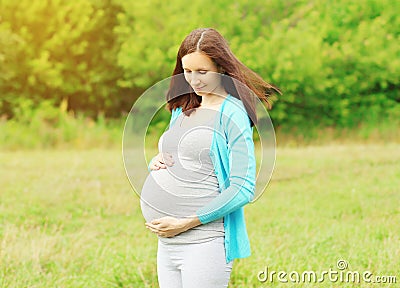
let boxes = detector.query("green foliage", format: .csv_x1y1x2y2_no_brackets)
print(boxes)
0,0,127,118
0,0,399,138
115,0,399,128
0,99,123,150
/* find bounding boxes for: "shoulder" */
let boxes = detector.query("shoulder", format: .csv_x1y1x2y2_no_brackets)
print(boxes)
223,95,246,113
168,106,183,127
171,106,183,120
221,95,251,127
171,106,182,115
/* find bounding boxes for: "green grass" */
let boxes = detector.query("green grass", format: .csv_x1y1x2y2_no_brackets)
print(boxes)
0,144,399,287
1,101,399,150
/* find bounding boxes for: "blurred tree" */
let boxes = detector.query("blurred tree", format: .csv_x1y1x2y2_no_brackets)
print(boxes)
0,0,129,118
0,0,398,129
115,0,399,128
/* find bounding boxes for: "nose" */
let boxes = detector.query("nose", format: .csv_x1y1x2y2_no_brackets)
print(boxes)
190,73,201,86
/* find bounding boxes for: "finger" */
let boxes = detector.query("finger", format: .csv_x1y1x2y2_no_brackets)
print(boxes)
146,224,160,231
146,222,159,229
155,223,166,230
145,223,155,230
158,154,166,162
150,164,160,170
154,223,168,231
150,219,161,225
147,225,161,233
146,225,157,233
153,162,165,169
160,153,174,166
163,158,174,166
156,162,167,169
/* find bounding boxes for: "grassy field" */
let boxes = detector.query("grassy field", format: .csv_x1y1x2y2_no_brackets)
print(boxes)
0,144,399,287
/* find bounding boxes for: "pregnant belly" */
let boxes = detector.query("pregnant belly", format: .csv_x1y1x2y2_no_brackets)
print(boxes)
140,167,219,223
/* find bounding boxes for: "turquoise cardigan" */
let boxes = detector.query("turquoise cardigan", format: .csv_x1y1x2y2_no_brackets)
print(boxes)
150,94,256,264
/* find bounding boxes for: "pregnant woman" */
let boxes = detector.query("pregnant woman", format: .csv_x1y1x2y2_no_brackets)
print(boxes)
141,28,280,287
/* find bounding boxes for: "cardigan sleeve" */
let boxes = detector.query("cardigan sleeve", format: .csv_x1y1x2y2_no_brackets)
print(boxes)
195,108,256,224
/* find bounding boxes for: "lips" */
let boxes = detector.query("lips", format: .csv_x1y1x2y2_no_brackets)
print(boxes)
193,86,206,90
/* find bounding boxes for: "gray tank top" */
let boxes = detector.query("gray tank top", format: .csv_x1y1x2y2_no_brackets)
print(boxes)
140,108,225,244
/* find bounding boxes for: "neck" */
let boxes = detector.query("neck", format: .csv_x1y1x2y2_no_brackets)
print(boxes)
200,92,228,108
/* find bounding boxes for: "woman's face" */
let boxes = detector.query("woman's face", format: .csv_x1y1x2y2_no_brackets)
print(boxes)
181,52,224,97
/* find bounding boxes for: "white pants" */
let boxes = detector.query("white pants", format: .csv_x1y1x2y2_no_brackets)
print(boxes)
157,237,234,287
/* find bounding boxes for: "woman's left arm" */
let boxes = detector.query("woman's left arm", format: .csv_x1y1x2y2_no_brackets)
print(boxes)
195,109,256,224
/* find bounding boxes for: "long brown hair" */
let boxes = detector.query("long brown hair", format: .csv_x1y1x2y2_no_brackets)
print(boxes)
166,28,281,127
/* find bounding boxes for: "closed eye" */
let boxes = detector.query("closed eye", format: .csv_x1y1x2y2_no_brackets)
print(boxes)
183,69,208,75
